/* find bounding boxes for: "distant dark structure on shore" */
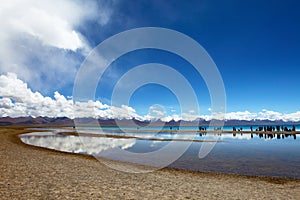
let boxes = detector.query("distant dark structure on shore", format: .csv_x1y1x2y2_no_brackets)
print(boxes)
227,125,297,140
198,126,207,131
253,125,296,132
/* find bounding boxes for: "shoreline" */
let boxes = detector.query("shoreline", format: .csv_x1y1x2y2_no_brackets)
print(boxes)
1,126,300,199
68,126,300,134
13,127,300,179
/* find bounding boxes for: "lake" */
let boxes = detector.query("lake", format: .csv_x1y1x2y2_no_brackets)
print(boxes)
20,126,300,178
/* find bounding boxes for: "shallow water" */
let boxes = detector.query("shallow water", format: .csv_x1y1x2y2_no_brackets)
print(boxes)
20,127,300,178
74,125,300,132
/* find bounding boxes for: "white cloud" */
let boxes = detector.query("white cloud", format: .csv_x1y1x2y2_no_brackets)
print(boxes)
181,112,199,121
224,111,257,121
0,73,138,119
143,104,166,120
161,114,181,122
0,0,108,51
1,73,300,122
222,110,300,122
0,0,113,93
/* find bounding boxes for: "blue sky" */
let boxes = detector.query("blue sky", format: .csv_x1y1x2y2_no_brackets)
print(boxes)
0,0,300,120
85,0,300,114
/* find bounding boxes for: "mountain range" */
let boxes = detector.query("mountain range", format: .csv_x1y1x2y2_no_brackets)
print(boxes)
0,116,299,127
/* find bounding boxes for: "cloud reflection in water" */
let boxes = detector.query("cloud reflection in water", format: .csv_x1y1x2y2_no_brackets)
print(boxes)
20,134,136,155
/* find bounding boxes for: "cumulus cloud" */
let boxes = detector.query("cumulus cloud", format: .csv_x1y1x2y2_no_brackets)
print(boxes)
180,110,300,122
1,73,300,122
0,73,137,119
224,111,257,121
221,110,300,122
0,0,108,51
143,104,166,121
0,0,113,93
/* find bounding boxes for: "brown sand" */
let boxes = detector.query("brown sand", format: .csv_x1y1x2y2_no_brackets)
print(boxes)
0,127,299,199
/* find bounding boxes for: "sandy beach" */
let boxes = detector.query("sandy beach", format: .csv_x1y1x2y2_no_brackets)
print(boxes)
1,127,299,199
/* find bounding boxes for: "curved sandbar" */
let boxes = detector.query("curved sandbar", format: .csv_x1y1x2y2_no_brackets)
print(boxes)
60,131,223,143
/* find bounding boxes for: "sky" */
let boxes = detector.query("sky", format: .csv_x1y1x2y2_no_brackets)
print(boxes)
0,0,300,121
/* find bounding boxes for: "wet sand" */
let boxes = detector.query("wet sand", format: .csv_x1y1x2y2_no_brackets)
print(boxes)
1,127,299,199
